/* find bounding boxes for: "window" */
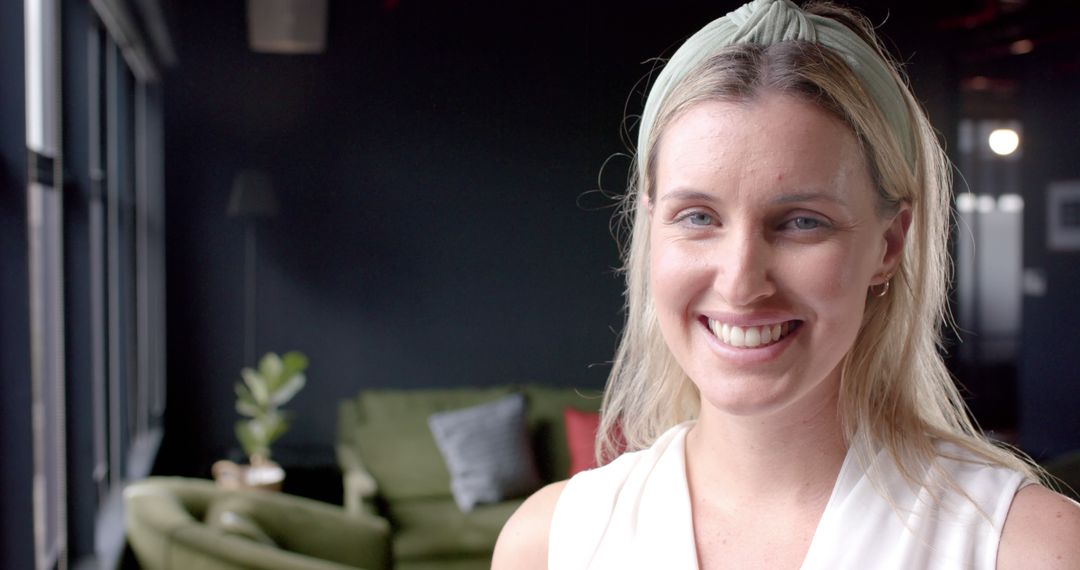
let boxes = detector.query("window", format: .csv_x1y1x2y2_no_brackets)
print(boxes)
23,0,172,566
25,0,68,567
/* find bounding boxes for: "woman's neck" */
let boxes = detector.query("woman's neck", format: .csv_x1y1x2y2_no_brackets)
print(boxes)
684,388,849,511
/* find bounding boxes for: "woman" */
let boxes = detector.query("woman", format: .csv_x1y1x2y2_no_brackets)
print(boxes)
494,1,1080,568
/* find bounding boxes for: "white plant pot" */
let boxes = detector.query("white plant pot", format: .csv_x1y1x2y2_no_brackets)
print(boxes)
212,459,286,492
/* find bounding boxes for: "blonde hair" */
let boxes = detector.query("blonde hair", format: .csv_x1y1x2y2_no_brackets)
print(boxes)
598,2,1039,486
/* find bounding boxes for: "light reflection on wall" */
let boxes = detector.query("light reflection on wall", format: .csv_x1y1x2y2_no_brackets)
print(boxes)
956,192,1024,361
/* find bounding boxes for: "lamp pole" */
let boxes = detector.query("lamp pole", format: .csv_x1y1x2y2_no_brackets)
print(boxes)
244,220,257,367
228,169,277,367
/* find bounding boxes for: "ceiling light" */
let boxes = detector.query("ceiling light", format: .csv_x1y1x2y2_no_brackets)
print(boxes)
247,0,328,54
988,128,1020,156
956,193,977,213
998,194,1024,213
1009,39,1034,55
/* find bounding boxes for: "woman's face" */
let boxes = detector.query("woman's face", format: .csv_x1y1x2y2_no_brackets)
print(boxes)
648,93,907,421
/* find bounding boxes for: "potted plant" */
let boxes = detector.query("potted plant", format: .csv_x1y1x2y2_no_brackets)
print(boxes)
212,351,308,491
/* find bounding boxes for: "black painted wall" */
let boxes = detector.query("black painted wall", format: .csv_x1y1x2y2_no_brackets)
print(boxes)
160,0,693,471
0,0,33,566
1018,68,1080,460
159,0,1080,477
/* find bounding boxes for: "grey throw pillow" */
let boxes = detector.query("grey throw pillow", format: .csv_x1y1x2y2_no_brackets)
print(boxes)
428,393,542,512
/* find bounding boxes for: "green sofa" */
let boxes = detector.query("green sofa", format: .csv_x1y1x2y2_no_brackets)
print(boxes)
125,476,391,570
336,385,602,570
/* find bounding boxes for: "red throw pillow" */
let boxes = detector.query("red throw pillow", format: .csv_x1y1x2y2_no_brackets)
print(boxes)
564,408,600,477
563,408,625,477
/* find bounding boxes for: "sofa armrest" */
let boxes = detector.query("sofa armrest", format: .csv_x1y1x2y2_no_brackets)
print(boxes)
338,399,381,516
336,442,380,516
236,488,391,569
337,399,362,448
125,479,386,570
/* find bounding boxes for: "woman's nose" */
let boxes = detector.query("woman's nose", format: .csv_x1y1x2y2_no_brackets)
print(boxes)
713,229,776,307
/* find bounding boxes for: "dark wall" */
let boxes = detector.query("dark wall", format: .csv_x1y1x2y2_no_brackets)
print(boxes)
0,0,33,567
160,0,1077,475
161,0,706,470
1018,68,1080,459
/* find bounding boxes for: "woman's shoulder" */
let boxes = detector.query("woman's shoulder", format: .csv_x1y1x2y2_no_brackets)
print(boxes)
491,449,652,570
492,480,568,570
997,485,1080,569
926,438,1080,567
926,438,1033,501
493,423,693,570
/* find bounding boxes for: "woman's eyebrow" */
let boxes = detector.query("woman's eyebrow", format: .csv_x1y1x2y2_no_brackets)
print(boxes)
659,189,849,207
659,189,717,203
770,191,848,207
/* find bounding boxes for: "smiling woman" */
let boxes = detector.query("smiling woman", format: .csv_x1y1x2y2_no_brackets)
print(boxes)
647,94,903,421
492,1,1080,569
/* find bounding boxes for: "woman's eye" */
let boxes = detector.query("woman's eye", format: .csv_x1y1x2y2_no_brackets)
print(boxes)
789,216,822,230
685,212,713,226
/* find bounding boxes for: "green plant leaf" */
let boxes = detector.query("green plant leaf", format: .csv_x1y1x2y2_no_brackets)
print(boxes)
281,351,309,378
234,351,307,462
250,412,286,452
241,367,269,406
235,383,260,416
266,412,291,446
236,400,260,418
250,416,270,442
236,420,266,459
269,373,305,407
258,353,283,387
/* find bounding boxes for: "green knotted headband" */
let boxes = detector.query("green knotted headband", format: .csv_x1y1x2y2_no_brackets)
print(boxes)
637,0,915,175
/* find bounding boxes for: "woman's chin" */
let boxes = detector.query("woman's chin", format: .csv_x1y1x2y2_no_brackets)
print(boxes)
696,384,796,418
691,372,839,421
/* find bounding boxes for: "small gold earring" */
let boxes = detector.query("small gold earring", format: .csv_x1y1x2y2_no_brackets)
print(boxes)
873,278,891,298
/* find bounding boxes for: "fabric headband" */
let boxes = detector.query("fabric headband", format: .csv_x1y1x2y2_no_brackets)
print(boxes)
637,0,915,178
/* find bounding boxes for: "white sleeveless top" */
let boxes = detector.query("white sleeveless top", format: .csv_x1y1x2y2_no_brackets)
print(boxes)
549,423,1030,569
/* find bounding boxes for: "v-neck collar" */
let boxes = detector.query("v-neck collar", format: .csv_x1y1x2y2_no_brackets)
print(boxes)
664,423,862,570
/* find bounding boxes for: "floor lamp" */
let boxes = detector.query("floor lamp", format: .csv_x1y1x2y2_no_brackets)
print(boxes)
228,170,278,366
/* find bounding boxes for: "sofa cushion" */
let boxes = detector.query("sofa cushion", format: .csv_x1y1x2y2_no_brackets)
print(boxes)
522,386,603,482
389,497,523,561
564,407,602,476
428,393,541,512
395,559,492,570
353,387,513,501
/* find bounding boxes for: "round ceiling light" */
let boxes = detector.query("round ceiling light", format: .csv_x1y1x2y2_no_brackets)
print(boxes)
988,128,1020,156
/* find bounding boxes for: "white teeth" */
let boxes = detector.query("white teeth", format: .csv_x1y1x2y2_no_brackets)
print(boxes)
707,319,795,349
744,326,761,347
729,325,745,348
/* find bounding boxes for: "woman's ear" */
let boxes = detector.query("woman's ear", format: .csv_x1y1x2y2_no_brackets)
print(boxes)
876,202,912,283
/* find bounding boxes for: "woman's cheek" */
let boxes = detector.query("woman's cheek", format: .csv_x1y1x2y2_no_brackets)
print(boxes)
650,240,711,314
781,245,858,302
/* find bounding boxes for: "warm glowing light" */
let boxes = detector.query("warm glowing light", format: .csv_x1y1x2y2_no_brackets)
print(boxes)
968,76,991,91
988,128,1020,156
1010,39,1034,55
